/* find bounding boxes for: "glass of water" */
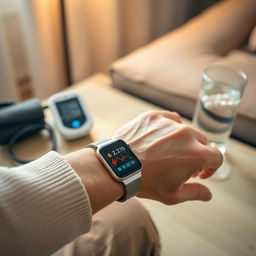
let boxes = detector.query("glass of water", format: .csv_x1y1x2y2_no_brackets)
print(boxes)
192,66,247,179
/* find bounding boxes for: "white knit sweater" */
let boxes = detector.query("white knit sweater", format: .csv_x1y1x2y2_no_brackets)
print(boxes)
0,151,92,256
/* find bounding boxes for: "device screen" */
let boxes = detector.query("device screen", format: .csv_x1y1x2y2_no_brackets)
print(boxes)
99,139,142,178
56,98,86,128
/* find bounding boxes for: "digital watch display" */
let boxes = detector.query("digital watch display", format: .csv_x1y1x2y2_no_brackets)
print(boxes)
99,139,142,178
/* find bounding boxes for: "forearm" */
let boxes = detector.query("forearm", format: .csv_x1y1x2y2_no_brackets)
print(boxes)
64,148,124,214
0,152,91,256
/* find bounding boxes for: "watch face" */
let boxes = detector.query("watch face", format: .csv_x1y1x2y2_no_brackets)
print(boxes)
99,139,142,178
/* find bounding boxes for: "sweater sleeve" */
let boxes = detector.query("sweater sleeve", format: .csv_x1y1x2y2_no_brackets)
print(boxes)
0,151,92,256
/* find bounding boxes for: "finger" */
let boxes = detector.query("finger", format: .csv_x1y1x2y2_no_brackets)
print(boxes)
192,171,199,178
192,128,208,145
202,145,223,171
194,143,223,180
172,183,212,203
198,168,217,179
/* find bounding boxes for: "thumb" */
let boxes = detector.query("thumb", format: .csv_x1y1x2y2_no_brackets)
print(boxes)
172,183,212,204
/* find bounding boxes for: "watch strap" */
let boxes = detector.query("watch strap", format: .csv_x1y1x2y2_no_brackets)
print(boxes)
86,138,111,149
118,172,141,202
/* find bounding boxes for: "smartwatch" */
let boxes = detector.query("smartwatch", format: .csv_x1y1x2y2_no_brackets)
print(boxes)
86,138,142,202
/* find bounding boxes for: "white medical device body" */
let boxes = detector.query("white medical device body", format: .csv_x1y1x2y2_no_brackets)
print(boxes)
48,91,93,140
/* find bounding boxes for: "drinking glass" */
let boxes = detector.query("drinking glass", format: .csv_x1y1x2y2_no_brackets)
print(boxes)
192,66,247,180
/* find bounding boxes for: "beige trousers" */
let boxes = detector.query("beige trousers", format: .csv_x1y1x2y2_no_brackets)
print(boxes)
53,198,160,256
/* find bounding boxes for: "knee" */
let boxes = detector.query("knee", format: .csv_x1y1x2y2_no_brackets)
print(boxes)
90,198,161,256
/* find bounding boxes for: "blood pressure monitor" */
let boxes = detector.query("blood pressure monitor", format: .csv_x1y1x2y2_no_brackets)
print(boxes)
86,138,143,202
48,92,93,140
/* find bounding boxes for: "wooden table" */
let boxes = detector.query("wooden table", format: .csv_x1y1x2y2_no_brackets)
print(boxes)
1,74,256,256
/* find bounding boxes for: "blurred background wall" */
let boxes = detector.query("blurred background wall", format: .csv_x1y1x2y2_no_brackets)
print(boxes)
0,0,218,101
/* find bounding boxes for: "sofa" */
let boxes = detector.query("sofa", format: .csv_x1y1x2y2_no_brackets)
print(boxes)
111,0,256,146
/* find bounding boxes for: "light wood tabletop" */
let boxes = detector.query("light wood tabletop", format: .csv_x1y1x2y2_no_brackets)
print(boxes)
1,73,256,256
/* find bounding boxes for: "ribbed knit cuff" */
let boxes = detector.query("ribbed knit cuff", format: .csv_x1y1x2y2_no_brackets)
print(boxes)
0,151,92,256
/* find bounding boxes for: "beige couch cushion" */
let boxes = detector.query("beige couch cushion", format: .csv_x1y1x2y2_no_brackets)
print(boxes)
112,36,256,120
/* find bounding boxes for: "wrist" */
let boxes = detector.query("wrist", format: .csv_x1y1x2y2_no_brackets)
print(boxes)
64,148,124,214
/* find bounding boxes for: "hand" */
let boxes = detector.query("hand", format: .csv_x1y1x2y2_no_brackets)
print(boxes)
113,110,223,205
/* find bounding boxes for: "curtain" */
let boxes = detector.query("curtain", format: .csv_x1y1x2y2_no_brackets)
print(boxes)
0,0,23,101
66,0,189,83
0,0,190,101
